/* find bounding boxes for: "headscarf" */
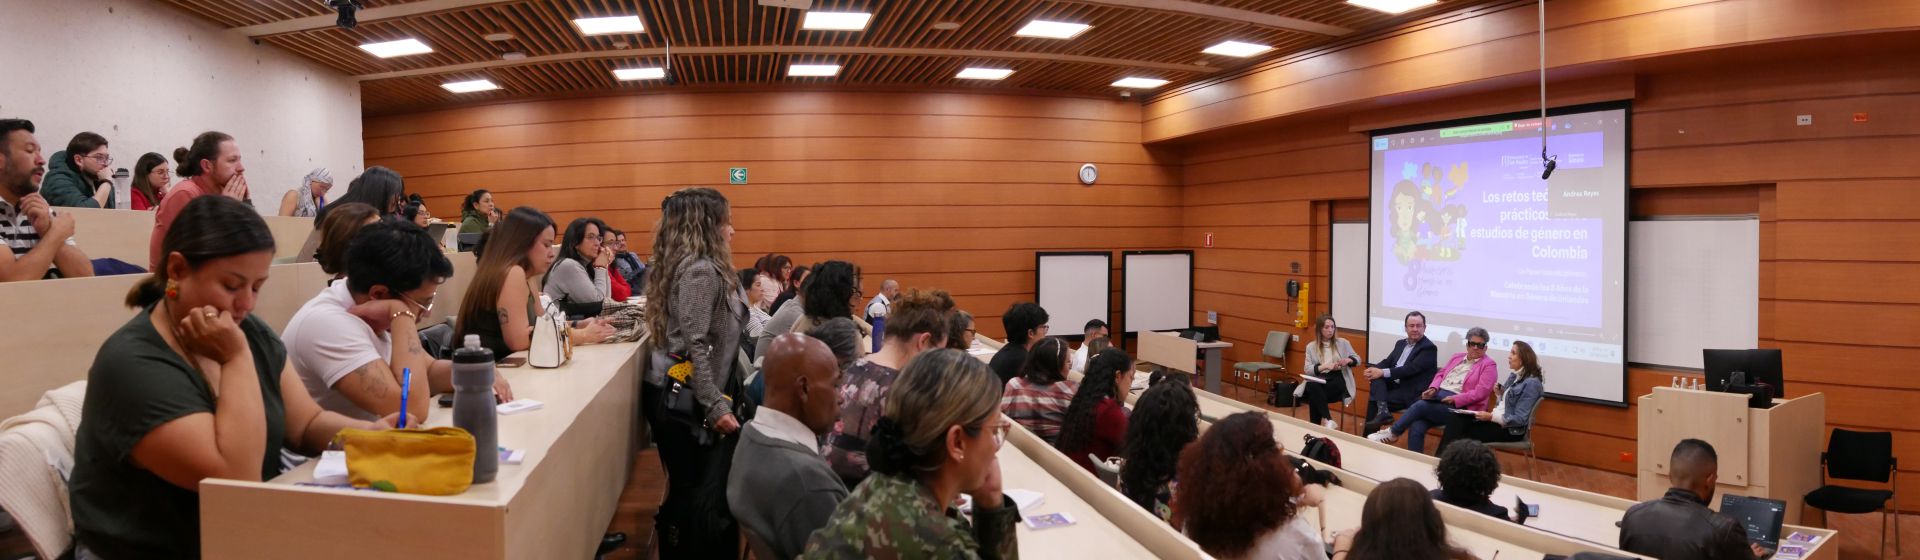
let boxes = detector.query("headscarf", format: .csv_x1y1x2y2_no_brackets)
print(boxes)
292,168,332,217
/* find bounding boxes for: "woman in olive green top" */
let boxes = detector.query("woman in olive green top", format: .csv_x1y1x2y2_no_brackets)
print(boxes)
69,196,404,560
459,188,495,234
803,348,1020,559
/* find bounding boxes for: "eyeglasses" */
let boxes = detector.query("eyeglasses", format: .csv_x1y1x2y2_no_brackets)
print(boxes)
399,291,437,314
85,154,113,166
1467,341,1487,349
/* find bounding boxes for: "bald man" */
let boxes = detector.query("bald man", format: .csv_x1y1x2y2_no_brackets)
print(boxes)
726,333,847,558
1619,439,1765,560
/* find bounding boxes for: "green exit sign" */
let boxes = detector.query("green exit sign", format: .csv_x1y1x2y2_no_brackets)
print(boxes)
728,167,748,184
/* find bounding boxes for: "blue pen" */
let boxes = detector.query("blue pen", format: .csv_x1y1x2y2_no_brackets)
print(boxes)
398,367,412,428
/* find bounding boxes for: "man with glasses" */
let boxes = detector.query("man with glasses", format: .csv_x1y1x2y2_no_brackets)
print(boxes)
284,220,512,423
989,302,1050,384
43,131,117,208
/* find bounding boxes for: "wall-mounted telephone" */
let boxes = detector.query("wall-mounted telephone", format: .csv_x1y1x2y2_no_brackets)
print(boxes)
1285,279,1300,299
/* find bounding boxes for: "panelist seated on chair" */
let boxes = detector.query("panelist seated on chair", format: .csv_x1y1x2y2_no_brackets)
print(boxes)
1300,313,1360,430
1619,439,1768,560
1368,327,1496,454
1361,311,1438,433
1438,340,1544,452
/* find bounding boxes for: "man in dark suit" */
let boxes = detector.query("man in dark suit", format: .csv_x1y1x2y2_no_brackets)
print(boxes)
1362,311,1438,433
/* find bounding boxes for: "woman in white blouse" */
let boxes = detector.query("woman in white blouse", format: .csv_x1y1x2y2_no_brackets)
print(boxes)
1299,313,1360,430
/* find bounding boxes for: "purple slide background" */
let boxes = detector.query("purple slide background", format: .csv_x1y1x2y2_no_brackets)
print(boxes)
1378,133,1605,328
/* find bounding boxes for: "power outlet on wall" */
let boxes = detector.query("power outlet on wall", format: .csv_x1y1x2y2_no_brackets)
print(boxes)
1796,114,1813,126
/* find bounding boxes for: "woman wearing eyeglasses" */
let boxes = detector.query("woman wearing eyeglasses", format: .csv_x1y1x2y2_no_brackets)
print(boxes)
802,348,1019,559
1368,327,1497,454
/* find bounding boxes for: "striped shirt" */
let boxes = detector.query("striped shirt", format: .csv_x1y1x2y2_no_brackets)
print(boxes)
1002,376,1079,444
0,197,76,278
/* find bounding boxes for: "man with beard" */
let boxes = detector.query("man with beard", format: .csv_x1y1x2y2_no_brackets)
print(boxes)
0,118,92,281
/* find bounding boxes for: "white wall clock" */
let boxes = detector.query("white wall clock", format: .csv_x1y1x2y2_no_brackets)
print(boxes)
1078,163,1098,186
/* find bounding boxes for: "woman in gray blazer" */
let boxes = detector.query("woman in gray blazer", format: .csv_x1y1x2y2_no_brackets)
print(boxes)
1299,313,1360,430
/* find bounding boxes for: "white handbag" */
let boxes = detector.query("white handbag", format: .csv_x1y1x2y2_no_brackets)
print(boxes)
529,299,572,368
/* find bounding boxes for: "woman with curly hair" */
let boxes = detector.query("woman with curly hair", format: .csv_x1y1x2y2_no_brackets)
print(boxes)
793,260,873,358
1055,347,1135,474
1120,380,1198,522
1174,411,1323,559
1432,439,1510,521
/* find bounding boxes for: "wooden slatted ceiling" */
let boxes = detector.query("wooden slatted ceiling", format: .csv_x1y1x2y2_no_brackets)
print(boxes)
157,0,1500,114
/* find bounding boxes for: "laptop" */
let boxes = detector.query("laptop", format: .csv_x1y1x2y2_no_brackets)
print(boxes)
1720,494,1786,556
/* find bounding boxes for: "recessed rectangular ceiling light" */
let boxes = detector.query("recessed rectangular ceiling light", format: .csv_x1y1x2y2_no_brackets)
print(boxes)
1346,0,1440,14
788,64,841,77
803,11,873,31
441,79,500,93
613,67,667,81
1015,20,1091,39
1111,77,1169,89
358,38,433,58
572,15,646,35
956,67,1015,80
1203,40,1273,57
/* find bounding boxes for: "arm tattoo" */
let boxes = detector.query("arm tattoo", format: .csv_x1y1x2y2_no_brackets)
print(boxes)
497,307,512,326
353,363,390,398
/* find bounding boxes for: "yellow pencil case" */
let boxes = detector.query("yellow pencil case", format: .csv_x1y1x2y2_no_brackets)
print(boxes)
333,426,477,496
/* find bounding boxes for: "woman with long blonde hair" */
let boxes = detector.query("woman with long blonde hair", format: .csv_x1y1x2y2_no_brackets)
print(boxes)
642,187,747,558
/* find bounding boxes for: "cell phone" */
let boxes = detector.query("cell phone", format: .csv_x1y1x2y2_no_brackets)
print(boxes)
499,356,528,368
1023,512,1075,530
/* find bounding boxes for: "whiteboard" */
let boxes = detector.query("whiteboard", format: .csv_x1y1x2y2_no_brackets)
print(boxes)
1036,252,1111,338
1627,219,1759,368
1122,252,1192,334
1332,223,1368,330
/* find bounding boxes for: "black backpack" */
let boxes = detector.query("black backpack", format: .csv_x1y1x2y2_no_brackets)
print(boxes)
1299,434,1342,469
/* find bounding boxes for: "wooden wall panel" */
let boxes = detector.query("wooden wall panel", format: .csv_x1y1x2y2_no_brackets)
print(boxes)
1171,50,1920,511
364,90,1181,340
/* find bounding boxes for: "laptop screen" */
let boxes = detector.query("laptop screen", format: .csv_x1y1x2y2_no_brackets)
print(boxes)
1720,494,1786,548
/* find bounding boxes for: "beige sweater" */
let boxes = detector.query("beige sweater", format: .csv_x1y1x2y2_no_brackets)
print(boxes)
0,381,87,559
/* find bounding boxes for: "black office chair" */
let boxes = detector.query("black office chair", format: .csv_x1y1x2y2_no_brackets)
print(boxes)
1803,428,1900,559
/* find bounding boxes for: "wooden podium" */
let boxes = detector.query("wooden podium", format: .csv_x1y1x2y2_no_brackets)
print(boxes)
1637,386,1826,521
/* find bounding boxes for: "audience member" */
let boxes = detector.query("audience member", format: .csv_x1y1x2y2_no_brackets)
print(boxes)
543,217,612,315
399,194,431,227
989,302,1050,383
1301,313,1360,430
308,202,377,278
1619,439,1766,560
605,228,631,301
756,274,807,359
129,152,169,211
1432,440,1510,521
278,168,332,217
802,349,1017,558
772,264,810,312
728,333,848,560
1440,340,1545,452
759,253,793,292
945,309,976,351
823,289,956,487
739,269,774,345
284,220,512,423
805,316,864,372
150,131,246,270
459,188,494,233
70,196,402,559
1361,311,1438,434
1370,327,1497,453
1121,381,1200,522
316,166,404,223
1002,336,1078,443
1334,478,1475,560
1070,319,1110,372
455,207,611,362
610,228,644,290
1057,348,1134,473
642,187,748,558
794,260,872,356
0,119,92,281
1176,412,1320,560
43,131,116,208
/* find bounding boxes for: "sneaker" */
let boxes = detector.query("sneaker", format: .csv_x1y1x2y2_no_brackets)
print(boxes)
1368,428,1395,443
1322,419,1340,430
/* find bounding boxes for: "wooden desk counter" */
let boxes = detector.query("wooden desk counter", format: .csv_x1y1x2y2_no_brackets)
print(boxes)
201,342,643,560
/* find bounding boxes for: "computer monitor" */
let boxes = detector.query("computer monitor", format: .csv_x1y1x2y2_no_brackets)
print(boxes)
1720,494,1787,551
1703,348,1784,398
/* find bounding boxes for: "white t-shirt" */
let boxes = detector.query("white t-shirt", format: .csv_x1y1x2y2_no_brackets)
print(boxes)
283,281,392,421
1070,344,1090,373
865,293,890,320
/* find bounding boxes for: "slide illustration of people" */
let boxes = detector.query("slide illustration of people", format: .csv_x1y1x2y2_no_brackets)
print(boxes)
1388,161,1471,265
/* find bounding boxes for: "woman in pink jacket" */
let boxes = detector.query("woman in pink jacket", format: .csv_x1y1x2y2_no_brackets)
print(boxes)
1368,327,1497,454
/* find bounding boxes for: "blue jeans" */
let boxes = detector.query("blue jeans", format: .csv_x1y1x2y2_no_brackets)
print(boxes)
1391,389,1457,453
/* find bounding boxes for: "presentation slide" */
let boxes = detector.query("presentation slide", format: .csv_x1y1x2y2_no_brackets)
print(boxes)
1367,104,1629,404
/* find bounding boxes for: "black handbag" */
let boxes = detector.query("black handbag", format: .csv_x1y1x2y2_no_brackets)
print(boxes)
1268,380,1299,407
